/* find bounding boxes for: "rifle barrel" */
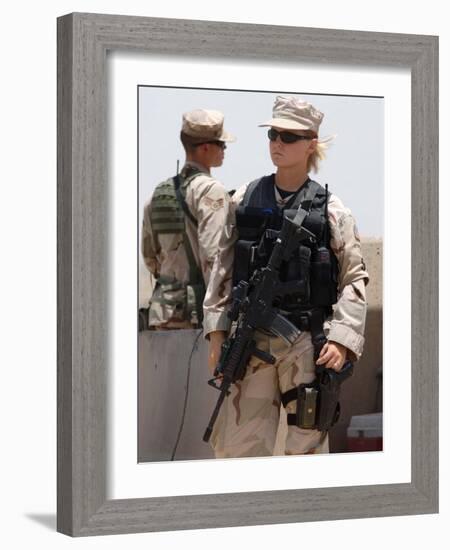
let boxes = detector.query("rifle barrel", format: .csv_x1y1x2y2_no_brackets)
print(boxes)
203,385,229,442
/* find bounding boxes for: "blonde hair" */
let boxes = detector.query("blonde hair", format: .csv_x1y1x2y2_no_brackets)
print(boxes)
307,135,335,173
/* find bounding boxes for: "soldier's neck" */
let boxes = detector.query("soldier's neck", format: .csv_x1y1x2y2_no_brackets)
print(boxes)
275,167,309,192
184,157,211,175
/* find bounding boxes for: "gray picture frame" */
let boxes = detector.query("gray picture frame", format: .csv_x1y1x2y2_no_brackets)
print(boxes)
57,12,438,537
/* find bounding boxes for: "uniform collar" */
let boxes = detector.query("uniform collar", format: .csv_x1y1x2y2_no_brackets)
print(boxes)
274,185,295,206
273,176,312,208
183,160,210,175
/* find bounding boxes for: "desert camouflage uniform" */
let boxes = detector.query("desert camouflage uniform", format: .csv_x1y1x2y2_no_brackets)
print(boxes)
203,182,369,458
141,161,230,329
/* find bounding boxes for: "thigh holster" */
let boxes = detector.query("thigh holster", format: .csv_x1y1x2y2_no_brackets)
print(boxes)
281,362,353,431
281,382,320,429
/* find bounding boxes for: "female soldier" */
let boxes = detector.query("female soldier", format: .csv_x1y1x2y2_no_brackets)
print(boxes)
203,95,368,458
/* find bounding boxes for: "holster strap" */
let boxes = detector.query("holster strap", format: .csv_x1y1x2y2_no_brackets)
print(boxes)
281,387,298,408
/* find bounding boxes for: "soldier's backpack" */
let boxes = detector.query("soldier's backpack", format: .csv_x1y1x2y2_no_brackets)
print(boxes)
149,170,205,326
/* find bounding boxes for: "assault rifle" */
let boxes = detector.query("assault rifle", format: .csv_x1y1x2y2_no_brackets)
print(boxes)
203,207,315,443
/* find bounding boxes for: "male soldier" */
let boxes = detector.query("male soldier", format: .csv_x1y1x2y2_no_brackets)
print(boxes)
203,95,368,457
141,109,234,329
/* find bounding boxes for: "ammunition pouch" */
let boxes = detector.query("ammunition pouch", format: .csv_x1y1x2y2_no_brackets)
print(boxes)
233,234,313,308
233,234,337,312
294,382,320,429
151,276,203,326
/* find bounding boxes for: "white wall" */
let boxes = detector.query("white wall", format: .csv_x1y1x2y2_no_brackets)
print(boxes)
1,1,447,549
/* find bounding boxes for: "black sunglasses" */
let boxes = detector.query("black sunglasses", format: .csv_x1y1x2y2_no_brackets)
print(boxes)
267,128,313,144
194,141,227,150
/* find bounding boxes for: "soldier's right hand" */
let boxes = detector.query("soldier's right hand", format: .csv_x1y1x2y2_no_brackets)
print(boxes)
208,331,227,374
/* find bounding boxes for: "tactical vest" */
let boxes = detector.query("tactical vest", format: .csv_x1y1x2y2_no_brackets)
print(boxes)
149,165,206,326
233,175,339,317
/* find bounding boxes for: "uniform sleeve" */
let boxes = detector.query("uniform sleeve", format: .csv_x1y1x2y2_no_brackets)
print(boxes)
141,199,161,278
326,195,369,362
202,184,248,338
195,182,231,287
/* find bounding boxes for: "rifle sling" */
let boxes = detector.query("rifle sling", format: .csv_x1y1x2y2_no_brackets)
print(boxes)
173,174,198,227
173,173,205,322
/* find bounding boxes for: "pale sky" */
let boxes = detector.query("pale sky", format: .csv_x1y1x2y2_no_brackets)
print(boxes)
139,86,384,239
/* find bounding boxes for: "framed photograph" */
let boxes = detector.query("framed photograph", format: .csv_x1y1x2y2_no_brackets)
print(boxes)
136,85,384,464
57,13,438,536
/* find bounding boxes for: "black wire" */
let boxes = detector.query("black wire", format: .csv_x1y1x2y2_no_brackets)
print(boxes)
170,329,203,460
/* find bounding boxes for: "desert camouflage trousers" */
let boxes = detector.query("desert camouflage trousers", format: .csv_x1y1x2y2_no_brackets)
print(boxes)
210,330,329,458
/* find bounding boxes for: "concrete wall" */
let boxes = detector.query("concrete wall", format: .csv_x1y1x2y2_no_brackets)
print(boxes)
138,330,216,461
138,238,382,461
330,238,383,451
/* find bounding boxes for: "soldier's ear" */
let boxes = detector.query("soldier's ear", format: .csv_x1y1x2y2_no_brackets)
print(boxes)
198,143,209,153
308,138,318,154
192,143,208,159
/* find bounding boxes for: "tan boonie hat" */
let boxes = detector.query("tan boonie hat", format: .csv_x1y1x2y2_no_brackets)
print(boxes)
259,95,324,135
181,109,235,144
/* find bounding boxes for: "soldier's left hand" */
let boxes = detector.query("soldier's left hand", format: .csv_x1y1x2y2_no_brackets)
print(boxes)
316,341,347,371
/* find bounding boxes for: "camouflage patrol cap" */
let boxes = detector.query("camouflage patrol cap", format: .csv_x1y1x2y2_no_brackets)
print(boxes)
181,109,235,144
259,95,324,135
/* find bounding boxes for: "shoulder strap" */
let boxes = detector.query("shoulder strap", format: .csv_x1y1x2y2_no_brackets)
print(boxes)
242,177,265,206
175,172,206,324
174,174,198,227
290,179,324,212
173,174,205,290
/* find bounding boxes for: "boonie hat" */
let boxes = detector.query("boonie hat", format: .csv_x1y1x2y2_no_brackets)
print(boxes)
259,95,324,135
181,109,235,144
